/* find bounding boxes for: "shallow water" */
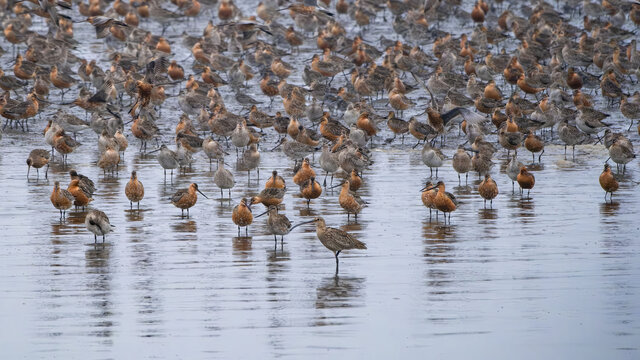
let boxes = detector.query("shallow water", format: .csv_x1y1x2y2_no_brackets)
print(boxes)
1,0,640,358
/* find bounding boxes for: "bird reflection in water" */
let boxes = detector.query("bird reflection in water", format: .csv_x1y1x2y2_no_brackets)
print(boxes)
422,218,457,239
232,236,252,259
478,208,498,221
600,201,620,218
172,220,197,233
515,199,535,222
131,242,164,338
125,208,145,222
340,222,362,233
85,245,114,340
66,210,87,226
422,220,456,292
315,274,365,317
453,184,473,195
297,206,317,217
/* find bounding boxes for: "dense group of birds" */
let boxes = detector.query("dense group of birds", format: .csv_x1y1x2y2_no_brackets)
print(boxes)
2,0,639,269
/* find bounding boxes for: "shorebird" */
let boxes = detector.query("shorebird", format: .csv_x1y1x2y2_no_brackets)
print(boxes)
250,187,286,208
421,144,444,177
425,181,458,224
599,163,618,203
524,131,544,163
149,144,179,180
255,206,292,244
232,198,253,236
67,178,93,210
293,158,316,186
607,137,636,173
516,166,535,199
386,111,409,143
338,180,365,221
265,170,286,189
26,149,50,179
171,183,208,218
452,146,471,185
53,129,81,164
203,137,228,170
420,181,438,221
576,107,609,141
300,176,322,208
213,158,235,198
293,217,367,271
125,170,144,210
85,209,115,243
478,174,498,208
50,181,74,220
558,120,588,160
319,144,339,186
241,143,261,179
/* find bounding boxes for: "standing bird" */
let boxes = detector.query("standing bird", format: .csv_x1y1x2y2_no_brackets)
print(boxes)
300,176,323,208
53,129,81,164
478,174,498,208
232,198,253,236
422,144,444,177
250,187,286,208
452,146,471,185
425,181,458,224
214,158,235,198
67,179,93,210
203,137,227,170
524,131,544,163
421,181,438,221
125,170,144,210
293,217,367,272
50,181,74,220
516,166,535,199
255,206,292,244
171,183,208,218
293,158,316,186
97,145,120,176
338,180,365,221
599,163,618,203
85,209,115,243
506,153,523,193
319,144,339,186
149,144,179,180
265,170,286,189
26,149,50,179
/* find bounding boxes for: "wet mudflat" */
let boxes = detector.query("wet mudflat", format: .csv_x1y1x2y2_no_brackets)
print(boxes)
1,140,639,358
1,0,640,358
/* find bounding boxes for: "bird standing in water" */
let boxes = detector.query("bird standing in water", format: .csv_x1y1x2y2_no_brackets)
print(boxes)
478,174,498,208
517,166,535,199
85,209,115,243
125,170,144,210
171,183,208,218
293,217,366,272
599,163,618,203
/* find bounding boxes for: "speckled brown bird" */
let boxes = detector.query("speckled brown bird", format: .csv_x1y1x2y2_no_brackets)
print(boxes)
125,170,144,210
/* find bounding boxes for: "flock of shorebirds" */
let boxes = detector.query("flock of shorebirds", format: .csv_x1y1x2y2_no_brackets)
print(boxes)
2,0,639,269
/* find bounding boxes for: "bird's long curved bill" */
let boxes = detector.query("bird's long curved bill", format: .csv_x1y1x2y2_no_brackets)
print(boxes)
288,220,315,232
270,140,283,151
327,182,345,189
197,189,209,199
255,210,268,218
147,148,161,154
421,185,437,192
